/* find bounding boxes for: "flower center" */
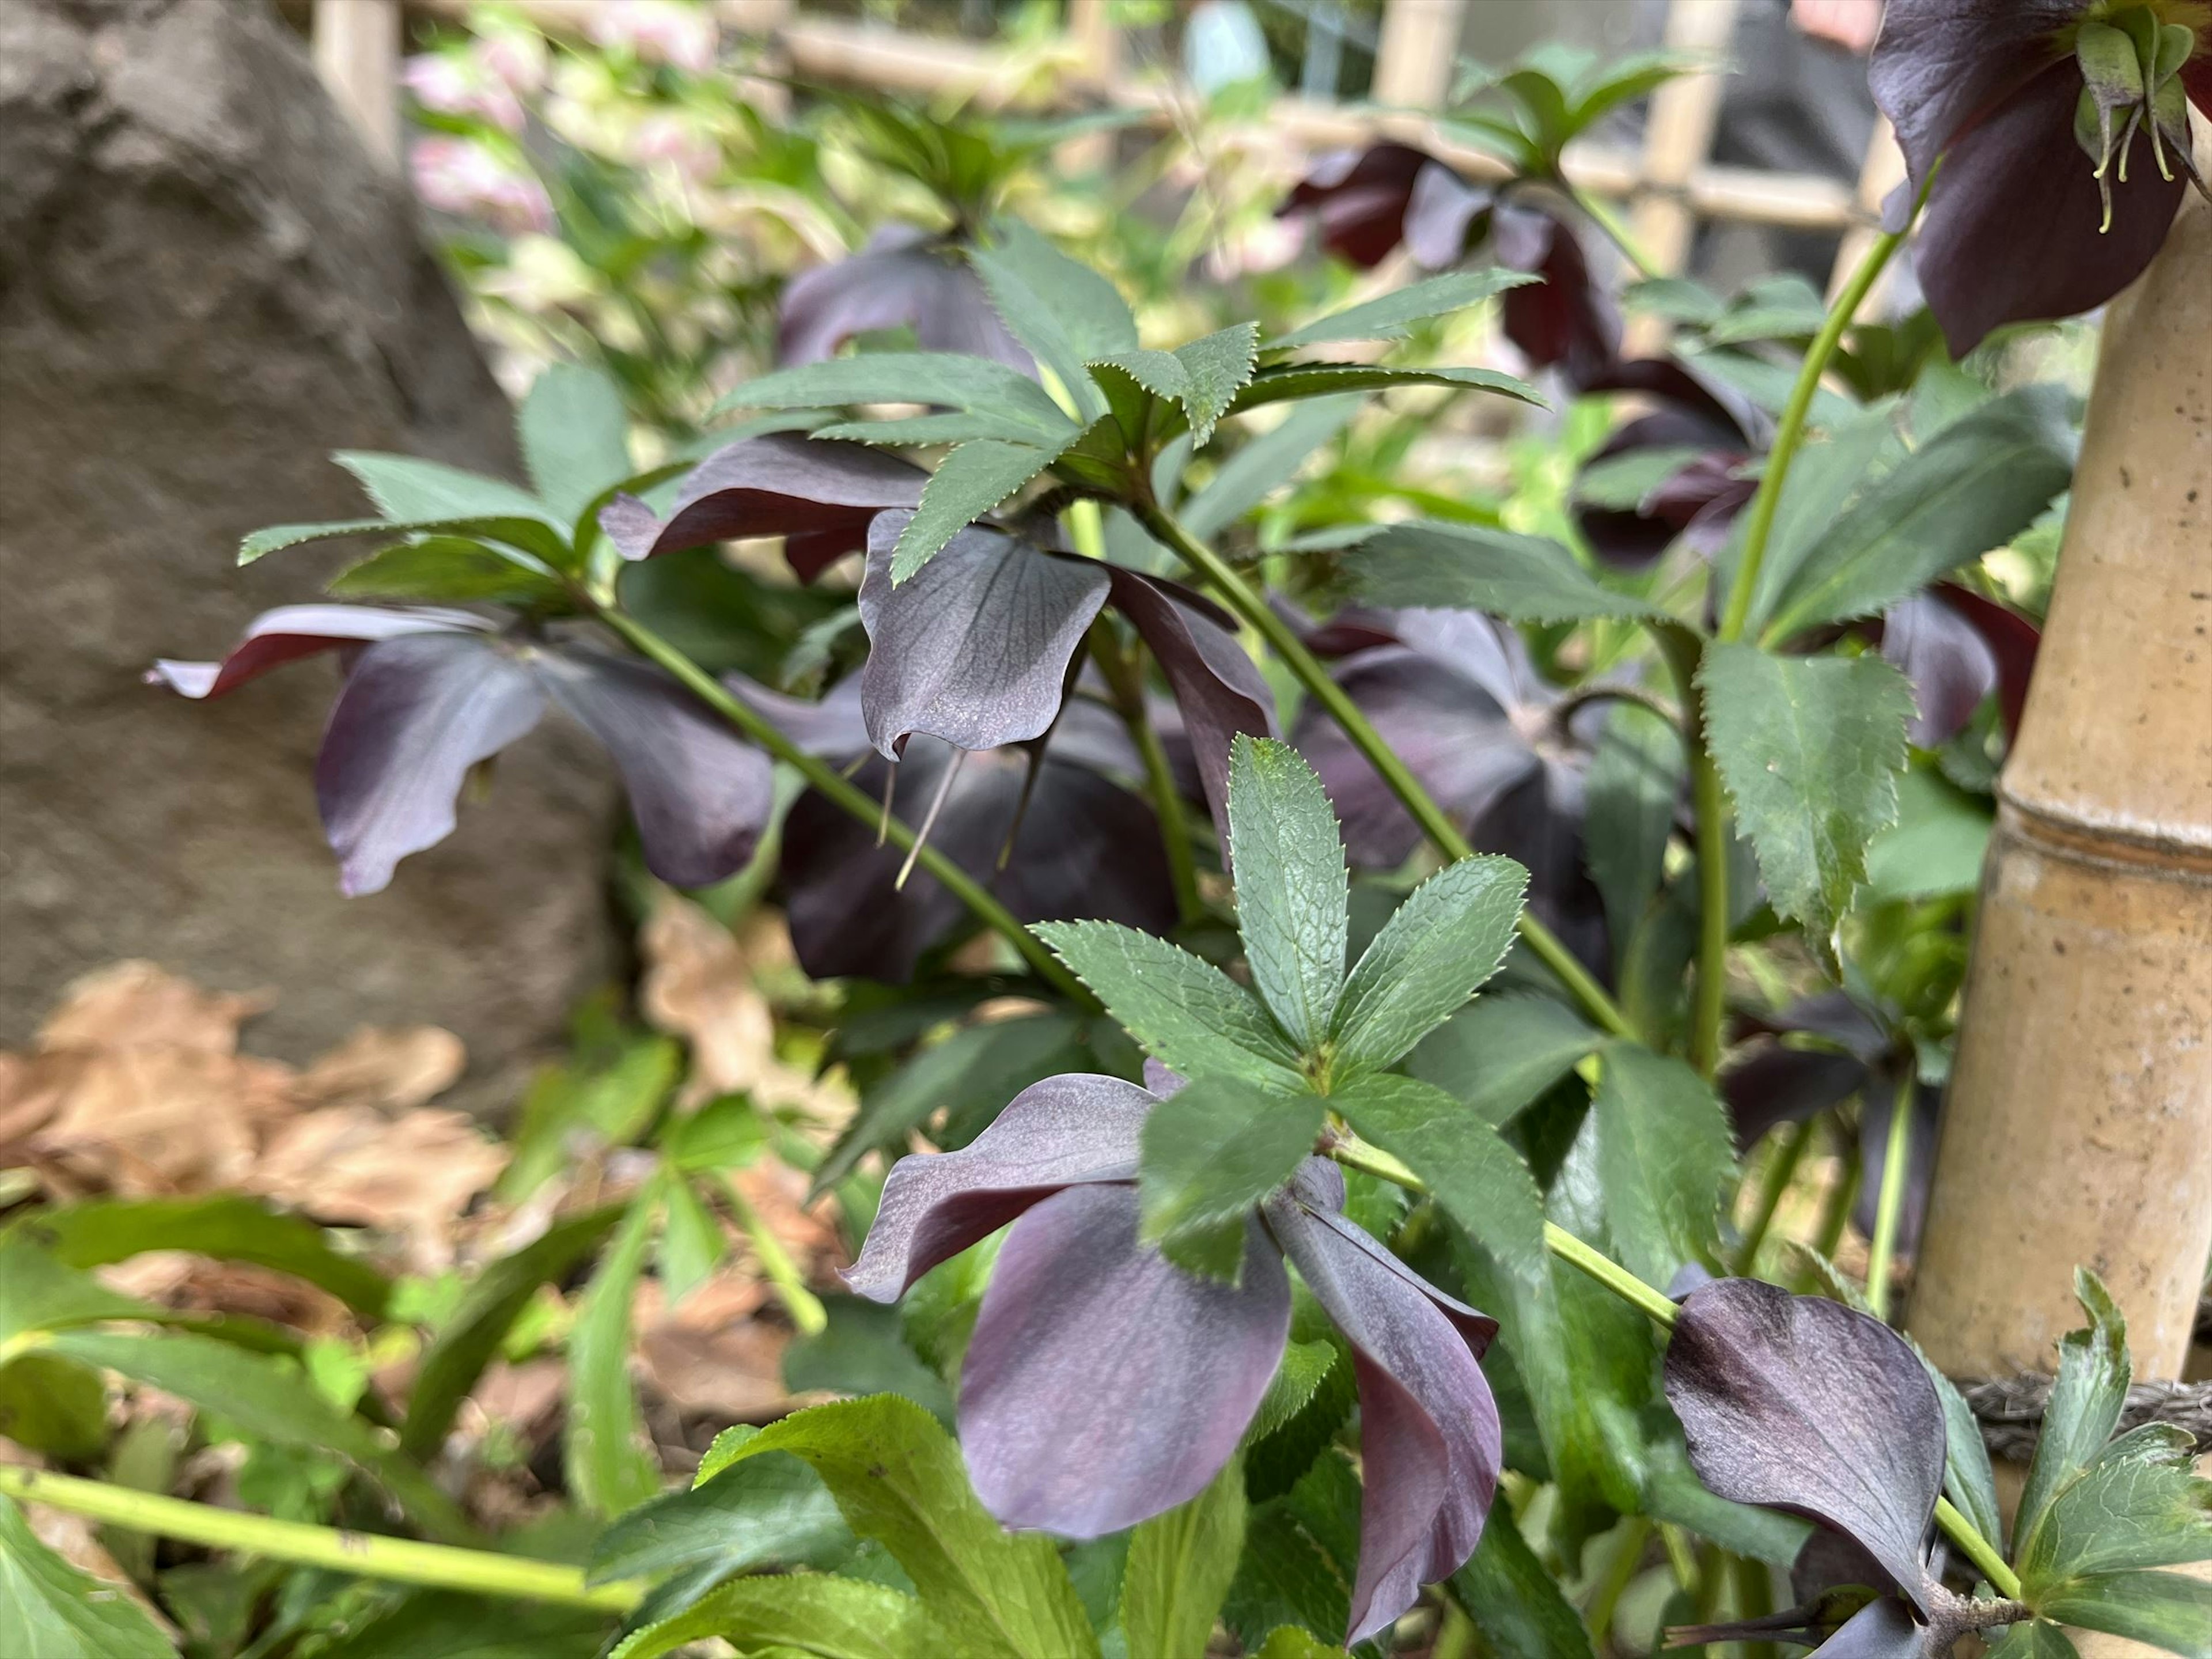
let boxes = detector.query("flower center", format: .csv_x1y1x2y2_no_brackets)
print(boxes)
2070,3,2205,228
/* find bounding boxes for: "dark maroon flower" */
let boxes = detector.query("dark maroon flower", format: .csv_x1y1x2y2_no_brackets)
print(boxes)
846,1070,1500,1644
151,605,771,895
1874,584,2040,747
1573,356,1772,568
778,224,1030,369
1293,607,1609,975
1871,1,2212,355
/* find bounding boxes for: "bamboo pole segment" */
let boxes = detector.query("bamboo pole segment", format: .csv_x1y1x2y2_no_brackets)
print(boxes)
312,0,403,166
1907,176,2212,1389
1371,0,1467,110
1826,115,1905,303
1628,0,1741,271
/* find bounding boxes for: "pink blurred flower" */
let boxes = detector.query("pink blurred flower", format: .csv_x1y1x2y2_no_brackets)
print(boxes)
403,54,525,132
410,136,554,234
630,112,722,183
588,1,719,74
477,29,549,99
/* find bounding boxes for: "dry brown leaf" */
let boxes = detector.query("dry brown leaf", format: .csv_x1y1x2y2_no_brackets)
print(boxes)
248,1107,506,1271
29,1048,290,1195
38,960,268,1055
294,1025,466,1114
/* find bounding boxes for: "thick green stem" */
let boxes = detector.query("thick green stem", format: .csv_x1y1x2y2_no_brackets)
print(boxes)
1089,619,1203,924
1657,624,1731,1076
1732,1554,1779,1659
1937,1495,2023,1600
1733,1115,1818,1277
0,1465,644,1612
1132,498,1635,1040
602,609,1097,1011
1864,1068,1918,1321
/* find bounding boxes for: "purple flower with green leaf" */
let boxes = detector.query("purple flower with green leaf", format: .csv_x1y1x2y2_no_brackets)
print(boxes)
149,605,770,896
779,225,1031,370
844,1063,1501,1645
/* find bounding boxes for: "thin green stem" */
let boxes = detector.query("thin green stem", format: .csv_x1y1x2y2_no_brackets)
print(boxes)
1566,181,1662,282
722,1174,827,1336
0,1465,644,1613
1937,1495,2022,1600
1732,1554,1779,1659
1733,1115,1819,1277
1133,497,1635,1041
1656,624,1731,1077
1089,619,1203,924
1808,1137,1863,1282
1543,1221,1679,1328
601,609,1097,1012
1864,1068,1917,1321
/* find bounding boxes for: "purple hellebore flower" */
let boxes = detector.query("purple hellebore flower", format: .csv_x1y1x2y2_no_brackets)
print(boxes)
844,1067,1502,1645
1573,357,1773,569
1873,583,2040,748
150,605,770,896
1870,0,2212,357
778,224,1031,370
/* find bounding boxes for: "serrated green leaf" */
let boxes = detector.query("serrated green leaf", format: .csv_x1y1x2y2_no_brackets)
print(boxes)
22,1195,391,1317
1228,736,1349,1052
1227,364,1541,419
1248,1340,1340,1444
1985,1620,2084,1659
1572,444,1712,510
305,1590,609,1659
1403,995,1603,1127
719,354,1077,447
1172,324,1261,446
1330,1074,1544,1280
1918,1350,2006,1558
587,1443,850,1588
1344,522,1661,622
1446,1499,1594,1659
518,362,634,524
239,514,569,568
1590,1043,1734,1287
1177,396,1363,540
892,440,1063,581
1762,385,2075,641
2037,1570,2212,1657
612,1574,938,1659
2017,1456,2212,1587
1267,270,1538,353
1031,922,1305,1090
1711,405,1899,636
1585,703,1685,957
0,1493,173,1658
692,1395,1100,1659
1699,644,1914,946
329,537,568,606
1221,1505,1349,1654
1138,1078,1324,1277
970,224,1135,425
2017,1268,2132,1552
1122,1455,1246,1659
565,1190,662,1517
335,450,555,524
1330,855,1528,1077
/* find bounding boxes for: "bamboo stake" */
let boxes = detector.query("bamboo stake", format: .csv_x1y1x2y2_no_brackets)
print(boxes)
1371,0,1466,111
312,0,403,166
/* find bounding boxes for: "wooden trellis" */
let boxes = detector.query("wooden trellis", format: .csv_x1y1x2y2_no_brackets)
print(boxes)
313,0,1903,298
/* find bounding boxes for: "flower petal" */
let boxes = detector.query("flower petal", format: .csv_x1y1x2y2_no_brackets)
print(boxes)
1882,594,1999,747
1404,161,1494,270
1664,1278,1946,1612
149,605,492,700
859,518,1111,759
843,1071,1154,1303
603,433,926,581
1497,207,1619,387
960,1183,1289,1536
1911,61,2184,357
1266,1163,1501,1643
1931,583,2039,739
314,632,546,896
534,646,773,888
724,672,871,758
1280,143,1430,268
1722,1047,1873,1147
1868,0,2084,190
779,228,1029,369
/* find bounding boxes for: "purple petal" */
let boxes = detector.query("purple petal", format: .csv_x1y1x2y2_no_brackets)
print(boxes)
1279,143,1429,268
1585,355,1771,449
1664,1278,1946,1613
1265,1162,1501,1643
724,672,870,758
604,434,926,581
779,228,1030,370
1403,162,1493,270
1911,62,2184,357
859,518,1111,759
533,646,772,889
150,605,491,700
1497,209,1620,388
960,1183,1289,1536
1869,0,2084,191
314,632,546,896
1721,1047,1872,1147
843,1071,1154,1303
1815,1597,1936,1657
1883,594,1999,747
1107,567,1277,843
1931,584,2039,739
1853,1080,1942,1261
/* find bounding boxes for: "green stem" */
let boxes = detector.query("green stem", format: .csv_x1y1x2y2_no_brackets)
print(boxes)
1732,1554,1779,1659
602,608,1098,1012
1864,1068,1918,1321
1733,1115,1818,1277
1657,624,1730,1077
0,1465,643,1613
1543,1221,1680,1328
1133,498,1635,1041
1809,1138,1863,1282
1938,1495,2023,1600
1431,1598,1480,1659
722,1175,828,1337
1566,181,1662,282
1089,619,1203,924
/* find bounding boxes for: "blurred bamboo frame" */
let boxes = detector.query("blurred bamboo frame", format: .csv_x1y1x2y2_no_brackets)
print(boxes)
317,0,1900,299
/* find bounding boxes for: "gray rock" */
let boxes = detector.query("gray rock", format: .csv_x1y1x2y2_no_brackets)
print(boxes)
0,0,619,1101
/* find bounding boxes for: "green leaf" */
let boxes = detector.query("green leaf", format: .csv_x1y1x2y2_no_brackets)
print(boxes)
1248,1340,1341,1442
970,224,1135,422
1589,1043,1734,1288
1171,324,1262,446
499,1035,684,1203
612,1574,936,1659
721,355,1077,447
1267,270,1539,352
784,1298,955,1422
1345,522,1660,622
2018,1269,2133,1552
1446,1500,1594,1659
0,1354,108,1462
1919,1350,2006,1558
1138,1078,1325,1278
0,1493,173,1658
402,1206,622,1460
335,451,556,525
304,1591,609,1659
518,362,634,525
1584,703,1685,955
1122,1455,1246,1659
1330,1074,1544,1281
565,1190,663,1517
893,440,1064,581
0,1237,175,1349
1329,855,1528,1077
2037,1570,2212,1657
1031,922,1305,1091
329,537,568,607
238,514,569,568
1698,643,1914,946
1254,1630,1347,1659
694,1395,1100,1659
1713,405,1899,634
1228,736,1349,1052
1985,1621,2084,1659
1862,766,1992,903
23,1195,391,1317
2017,1456,2212,1587
660,1094,770,1174
1221,1503,1349,1652
1176,396,1363,540
1403,995,1603,1127
1226,364,1541,419
656,1180,725,1306
1762,385,2076,641
588,1441,850,1587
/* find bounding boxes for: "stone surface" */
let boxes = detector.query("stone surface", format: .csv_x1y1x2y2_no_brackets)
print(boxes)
0,0,619,1101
